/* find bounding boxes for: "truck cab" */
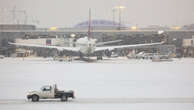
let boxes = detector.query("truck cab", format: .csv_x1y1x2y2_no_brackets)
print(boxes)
40,85,54,98
27,84,74,102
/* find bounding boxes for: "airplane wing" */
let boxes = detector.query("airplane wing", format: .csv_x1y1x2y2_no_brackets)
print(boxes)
96,40,122,46
95,41,164,52
9,42,80,52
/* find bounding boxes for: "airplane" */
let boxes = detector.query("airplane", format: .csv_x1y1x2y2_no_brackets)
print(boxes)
9,9,165,61
9,34,165,61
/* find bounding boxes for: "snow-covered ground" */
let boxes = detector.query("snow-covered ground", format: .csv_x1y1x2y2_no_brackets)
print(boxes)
0,57,194,110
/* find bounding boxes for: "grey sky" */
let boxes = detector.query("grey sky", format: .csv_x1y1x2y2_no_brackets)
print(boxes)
0,0,194,27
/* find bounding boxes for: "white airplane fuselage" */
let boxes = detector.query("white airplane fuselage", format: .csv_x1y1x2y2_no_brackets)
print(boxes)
75,37,96,55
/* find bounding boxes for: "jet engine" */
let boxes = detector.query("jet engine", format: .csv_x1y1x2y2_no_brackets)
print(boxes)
104,49,112,57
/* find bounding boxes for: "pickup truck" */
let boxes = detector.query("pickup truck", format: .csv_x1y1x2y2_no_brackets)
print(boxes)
27,84,75,102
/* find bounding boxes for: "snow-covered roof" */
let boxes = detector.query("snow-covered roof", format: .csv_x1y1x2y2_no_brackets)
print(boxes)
74,19,124,28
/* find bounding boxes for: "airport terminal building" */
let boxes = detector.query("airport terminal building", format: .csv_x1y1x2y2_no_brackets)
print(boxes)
0,21,194,57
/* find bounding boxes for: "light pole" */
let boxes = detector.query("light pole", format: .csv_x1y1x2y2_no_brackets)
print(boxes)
112,8,116,25
113,6,126,30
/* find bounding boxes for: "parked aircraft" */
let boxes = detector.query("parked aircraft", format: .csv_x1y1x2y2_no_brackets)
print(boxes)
9,9,165,61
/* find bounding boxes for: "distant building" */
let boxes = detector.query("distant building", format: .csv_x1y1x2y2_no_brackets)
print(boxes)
182,36,194,47
0,24,36,30
74,19,126,30
15,38,65,46
182,36,194,57
141,25,170,31
183,24,194,30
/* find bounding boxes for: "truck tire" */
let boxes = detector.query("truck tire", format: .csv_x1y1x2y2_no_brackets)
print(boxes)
61,95,68,102
32,95,39,102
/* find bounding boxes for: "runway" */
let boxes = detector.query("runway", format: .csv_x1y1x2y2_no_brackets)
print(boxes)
1,98,194,104
0,58,194,110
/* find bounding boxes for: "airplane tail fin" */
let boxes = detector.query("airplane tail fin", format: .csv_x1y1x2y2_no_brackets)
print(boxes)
88,8,91,39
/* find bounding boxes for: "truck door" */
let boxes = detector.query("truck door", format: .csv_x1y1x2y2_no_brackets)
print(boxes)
41,86,52,98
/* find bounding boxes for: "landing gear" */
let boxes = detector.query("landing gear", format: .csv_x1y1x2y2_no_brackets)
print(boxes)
67,56,73,62
79,52,83,58
97,55,103,60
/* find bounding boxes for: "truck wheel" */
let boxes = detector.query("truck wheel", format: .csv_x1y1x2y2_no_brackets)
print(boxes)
32,95,39,102
61,95,68,102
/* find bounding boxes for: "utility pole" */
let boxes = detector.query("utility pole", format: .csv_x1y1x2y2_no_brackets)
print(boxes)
24,11,28,24
10,6,16,24
118,7,121,30
113,6,126,30
112,8,116,25
10,6,28,24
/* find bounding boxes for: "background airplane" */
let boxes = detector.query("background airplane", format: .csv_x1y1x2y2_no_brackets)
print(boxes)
9,9,165,61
